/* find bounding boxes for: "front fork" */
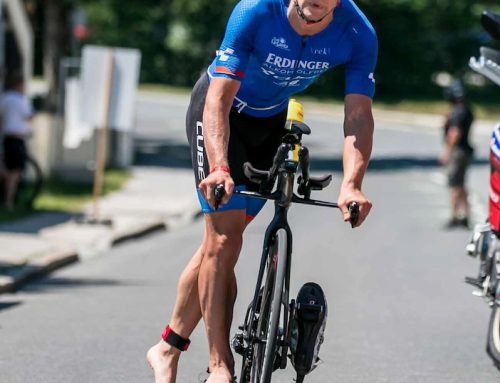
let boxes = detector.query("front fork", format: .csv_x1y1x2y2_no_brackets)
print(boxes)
232,226,293,369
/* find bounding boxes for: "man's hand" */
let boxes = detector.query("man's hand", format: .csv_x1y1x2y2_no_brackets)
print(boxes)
199,170,235,209
337,186,372,228
439,150,451,166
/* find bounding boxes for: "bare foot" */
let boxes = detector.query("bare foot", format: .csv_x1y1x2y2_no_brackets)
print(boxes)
205,366,234,383
146,340,181,383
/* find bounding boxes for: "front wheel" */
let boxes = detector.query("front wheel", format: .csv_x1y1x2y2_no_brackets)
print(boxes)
487,304,500,369
251,228,288,383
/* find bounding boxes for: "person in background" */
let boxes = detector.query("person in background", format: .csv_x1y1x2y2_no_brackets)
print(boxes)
0,72,33,211
440,79,475,229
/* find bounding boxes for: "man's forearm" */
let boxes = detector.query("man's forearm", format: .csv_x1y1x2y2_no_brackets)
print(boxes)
342,115,373,189
446,126,461,148
203,97,231,170
202,78,240,171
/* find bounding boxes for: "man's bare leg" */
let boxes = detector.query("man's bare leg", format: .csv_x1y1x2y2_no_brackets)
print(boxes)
5,170,21,211
450,187,460,219
148,210,245,383
451,186,469,216
200,210,246,383
147,237,206,383
458,187,469,218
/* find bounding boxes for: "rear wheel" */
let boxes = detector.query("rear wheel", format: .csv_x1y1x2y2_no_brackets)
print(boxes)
15,156,43,210
250,228,287,383
487,304,500,370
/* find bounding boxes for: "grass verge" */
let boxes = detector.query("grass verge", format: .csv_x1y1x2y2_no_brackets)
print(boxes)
138,83,500,120
0,169,130,224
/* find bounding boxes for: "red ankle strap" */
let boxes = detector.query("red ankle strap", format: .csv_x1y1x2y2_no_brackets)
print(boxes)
162,325,191,351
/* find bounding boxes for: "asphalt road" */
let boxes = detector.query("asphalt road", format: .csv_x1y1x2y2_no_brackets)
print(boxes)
0,95,499,382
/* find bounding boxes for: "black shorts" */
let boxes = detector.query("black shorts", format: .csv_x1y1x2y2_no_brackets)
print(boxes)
186,73,288,191
3,136,27,171
447,148,472,187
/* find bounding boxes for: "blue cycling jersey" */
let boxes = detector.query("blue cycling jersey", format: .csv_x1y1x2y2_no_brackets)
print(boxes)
208,0,378,117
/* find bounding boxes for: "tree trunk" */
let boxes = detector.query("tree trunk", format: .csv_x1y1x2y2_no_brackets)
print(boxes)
43,0,69,112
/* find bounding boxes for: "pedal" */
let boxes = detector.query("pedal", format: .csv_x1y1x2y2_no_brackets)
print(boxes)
472,289,486,297
231,331,245,355
465,276,484,289
465,243,477,257
289,283,327,375
273,352,282,371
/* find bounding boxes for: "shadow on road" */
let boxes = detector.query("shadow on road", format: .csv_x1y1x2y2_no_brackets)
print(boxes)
0,212,74,235
134,139,192,168
22,276,138,293
0,301,22,313
134,139,488,172
315,156,488,172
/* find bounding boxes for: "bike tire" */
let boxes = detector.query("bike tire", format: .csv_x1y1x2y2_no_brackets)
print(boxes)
487,304,500,370
15,156,43,210
251,228,288,383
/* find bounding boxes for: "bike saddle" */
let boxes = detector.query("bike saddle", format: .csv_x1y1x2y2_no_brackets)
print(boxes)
482,11,500,41
288,121,311,135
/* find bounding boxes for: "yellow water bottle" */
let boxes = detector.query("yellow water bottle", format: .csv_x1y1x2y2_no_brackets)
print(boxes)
287,99,304,124
286,99,310,134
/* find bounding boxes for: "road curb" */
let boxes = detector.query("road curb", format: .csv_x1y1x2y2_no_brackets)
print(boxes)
0,250,78,294
0,220,169,295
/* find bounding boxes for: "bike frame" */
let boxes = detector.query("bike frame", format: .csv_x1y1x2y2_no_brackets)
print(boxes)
233,130,342,381
237,171,295,375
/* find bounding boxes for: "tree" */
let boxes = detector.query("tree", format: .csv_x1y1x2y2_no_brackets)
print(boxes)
33,0,500,101
42,0,71,111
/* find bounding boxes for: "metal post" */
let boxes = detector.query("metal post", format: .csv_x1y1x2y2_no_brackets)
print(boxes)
92,49,114,223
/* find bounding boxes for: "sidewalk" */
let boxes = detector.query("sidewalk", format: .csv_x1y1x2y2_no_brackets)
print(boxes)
0,167,200,294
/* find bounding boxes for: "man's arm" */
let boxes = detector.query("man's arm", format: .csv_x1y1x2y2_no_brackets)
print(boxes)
338,93,374,227
439,125,462,165
199,77,240,208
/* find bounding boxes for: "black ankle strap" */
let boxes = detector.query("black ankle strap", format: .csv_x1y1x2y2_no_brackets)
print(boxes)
162,325,191,351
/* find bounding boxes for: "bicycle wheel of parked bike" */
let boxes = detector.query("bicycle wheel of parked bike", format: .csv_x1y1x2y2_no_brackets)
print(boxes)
487,305,500,369
15,155,43,210
250,228,288,383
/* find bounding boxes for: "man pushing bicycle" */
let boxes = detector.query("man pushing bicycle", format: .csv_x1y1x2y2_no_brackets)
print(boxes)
147,0,378,382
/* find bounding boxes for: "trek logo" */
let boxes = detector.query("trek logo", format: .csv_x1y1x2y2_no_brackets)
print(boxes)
271,37,289,50
216,48,235,62
369,73,375,83
196,121,205,180
311,47,330,55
